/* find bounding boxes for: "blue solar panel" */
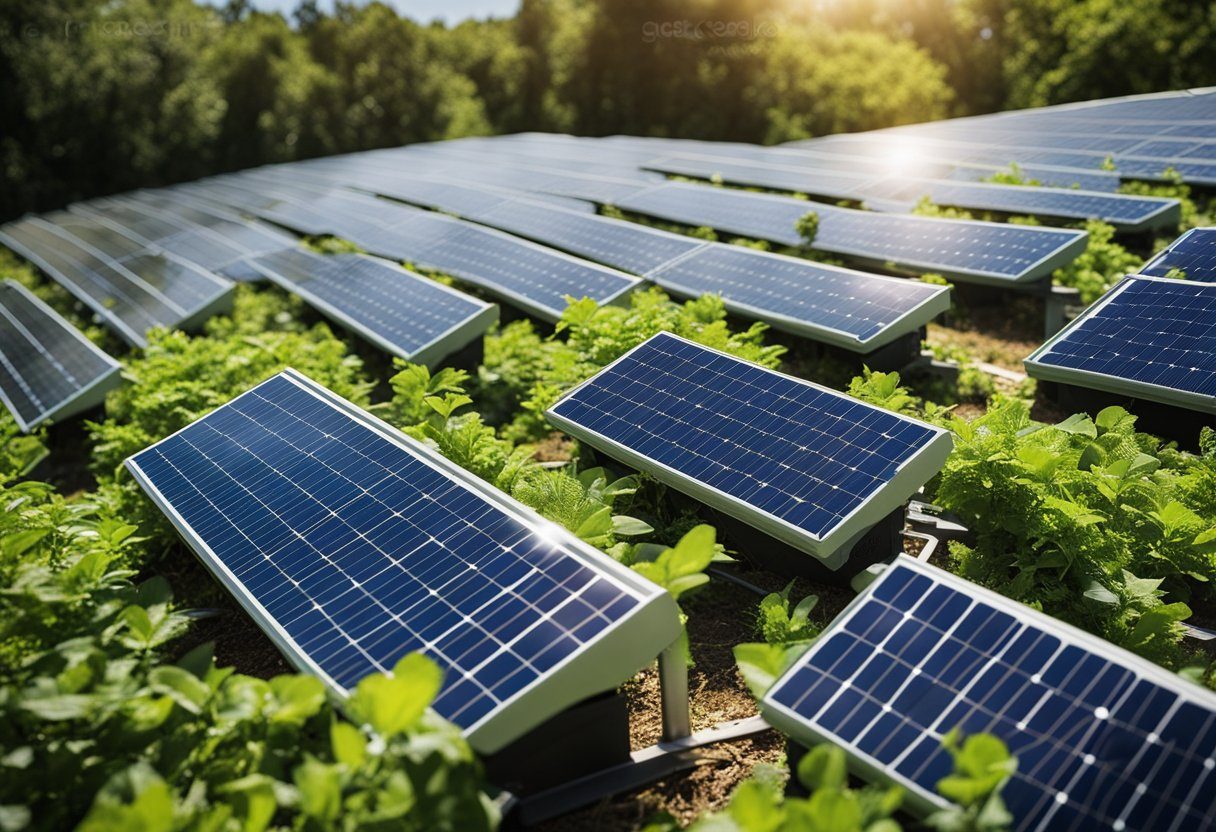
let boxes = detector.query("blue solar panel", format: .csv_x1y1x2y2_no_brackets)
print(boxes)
644,154,1177,230
127,370,679,752
546,333,951,566
0,279,121,431
0,215,233,347
250,249,497,365
1025,276,1216,412
647,244,950,350
762,555,1216,832
1140,228,1216,281
616,182,1088,284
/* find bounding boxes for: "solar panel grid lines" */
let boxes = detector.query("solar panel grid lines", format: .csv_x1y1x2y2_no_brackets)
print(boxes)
614,181,1089,285
249,248,498,367
546,333,953,567
642,153,1180,231
760,555,1216,832
646,244,951,351
1024,275,1216,414
1139,227,1216,281
0,216,233,347
0,279,122,432
125,369,681,753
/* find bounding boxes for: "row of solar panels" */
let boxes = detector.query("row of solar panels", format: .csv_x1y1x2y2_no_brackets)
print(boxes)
798,88,1216,187
126,338,1216,831
1024,228,1216,414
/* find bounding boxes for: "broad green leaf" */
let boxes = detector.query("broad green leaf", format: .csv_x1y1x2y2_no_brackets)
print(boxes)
804,788,861,832
725,780,781,832
611,515,654,537
267,675,326,724
217,774,277,832
349,653,443,737
796,745,847,791
732,641,810,700
0,805,30,832
293,757,342,821
1082,581,1118,605
149,666,212,714
1054,413,1096,437
330,721,367,768
19,693,94,721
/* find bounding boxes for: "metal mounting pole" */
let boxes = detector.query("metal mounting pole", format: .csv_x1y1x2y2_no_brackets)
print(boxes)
658,640,691,742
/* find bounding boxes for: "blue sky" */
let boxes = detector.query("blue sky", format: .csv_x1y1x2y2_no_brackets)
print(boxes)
210,0,520,25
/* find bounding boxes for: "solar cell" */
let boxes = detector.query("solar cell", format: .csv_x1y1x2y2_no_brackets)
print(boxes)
1139,228,1216,281
1024,275,1216,413
616,182,1088,285
126,370,680,753
762,554,1216,831
0,280,121,431
250,248,497,366
648,244,950,351
0,216,233,346
546,333,952,567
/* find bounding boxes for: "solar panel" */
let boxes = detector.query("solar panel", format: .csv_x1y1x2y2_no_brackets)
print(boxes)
546,333,952,568
0,216,233,347
762,554,1216,831
648,244,950,351
126,370,680,753
0,280,121,431
1140,228,1216,281
250,248,497,366
1024,275,1216,413
644,154,1178,231
616,182,1088,285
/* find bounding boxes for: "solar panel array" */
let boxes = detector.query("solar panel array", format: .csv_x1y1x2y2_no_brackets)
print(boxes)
0,214,233,346
250,249,497,366
762,555,1216,831
126,370,680,753
79,194,298,282
546,333,952,567
190,179,643,322
615,182,1088,285
795,89,1216,187
0,280,122,431
644,153,1179,231
1140,228,1216,281
1025,275,1216,413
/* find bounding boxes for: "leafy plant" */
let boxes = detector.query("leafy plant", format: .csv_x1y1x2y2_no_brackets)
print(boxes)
796,210,820,245
1051,220,1142,303
925,731,1016,832
757,580,820,644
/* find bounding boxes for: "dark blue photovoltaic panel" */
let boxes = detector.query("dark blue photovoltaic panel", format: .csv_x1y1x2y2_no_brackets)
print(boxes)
1140,228,1216,281
763,556,1216,832
547,333,948,554
645,155,1176,229
0,280,120,430
464,196,706,276
127,372,655,733
250,249,495,363
1026,276,1216,404
647,244,947,347
616,182,1087,283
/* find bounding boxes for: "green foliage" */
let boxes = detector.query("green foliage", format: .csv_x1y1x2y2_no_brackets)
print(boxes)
1051,220,1142,304
1119,171,1213,233
925,732,1016,832
934,400,1215,665
757,581,820,645
796,211,820,245
912,197,977,221
982,164,1042,187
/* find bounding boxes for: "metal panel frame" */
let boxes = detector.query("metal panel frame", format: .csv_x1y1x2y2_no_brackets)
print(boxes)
1024,274,1216,414
545,332,954,568
125,369,681,754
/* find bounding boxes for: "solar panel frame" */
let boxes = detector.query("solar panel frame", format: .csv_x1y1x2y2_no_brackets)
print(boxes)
125,369,682,754
1024,275,1216,413
1139,227,1216,281
760,553,1216,828
0,279,122,432
546,333,953,567
249,249,499,367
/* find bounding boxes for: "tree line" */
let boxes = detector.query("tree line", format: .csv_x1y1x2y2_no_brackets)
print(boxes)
2,0,1214,219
